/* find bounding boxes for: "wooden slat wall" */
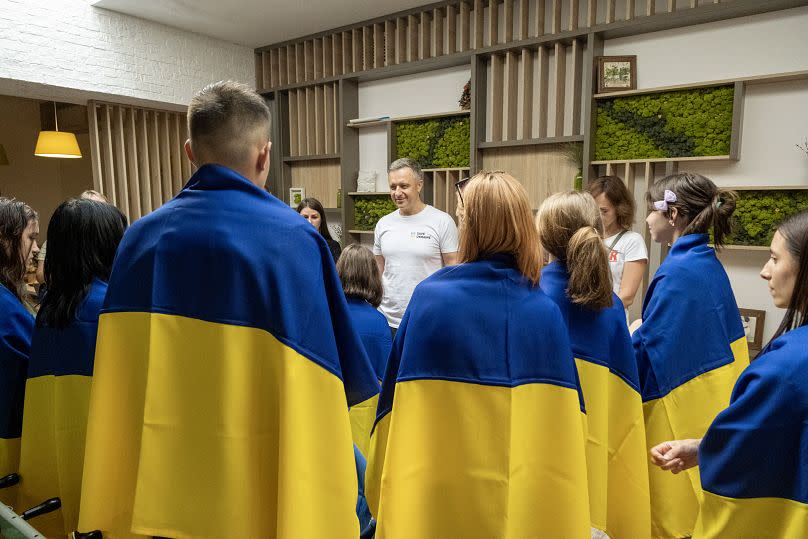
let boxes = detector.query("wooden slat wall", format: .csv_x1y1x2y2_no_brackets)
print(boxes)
88,101,190,220
256,0,726,91
286,82,340,157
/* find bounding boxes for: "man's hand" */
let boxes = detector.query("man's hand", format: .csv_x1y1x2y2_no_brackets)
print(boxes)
649,439,701,474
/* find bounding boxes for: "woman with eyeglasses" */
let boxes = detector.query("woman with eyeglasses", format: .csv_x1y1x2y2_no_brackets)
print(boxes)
366,171,590,538
631,172,748,538
0,197,38,504
650,210,808,538
536,191,650,538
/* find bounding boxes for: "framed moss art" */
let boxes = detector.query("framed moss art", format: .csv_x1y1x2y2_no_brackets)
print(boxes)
725,188,808,247
352,194,397,231
594,83,741,162
394,115,470,168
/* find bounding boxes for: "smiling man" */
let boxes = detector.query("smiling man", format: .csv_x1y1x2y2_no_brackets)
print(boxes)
373,158,459,337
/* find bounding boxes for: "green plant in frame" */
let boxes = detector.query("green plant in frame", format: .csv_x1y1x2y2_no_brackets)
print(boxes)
353,195,397,231
726,190,808,246
395,116,470,168
433,118,470,168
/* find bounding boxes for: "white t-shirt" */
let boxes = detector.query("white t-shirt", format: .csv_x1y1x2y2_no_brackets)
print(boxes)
373,205,459,328
604,230,648,296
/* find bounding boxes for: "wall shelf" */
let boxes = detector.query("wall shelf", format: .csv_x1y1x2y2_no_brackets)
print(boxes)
422,167,470,172
282,154,340,162
478,136,584,149
347,109,469,128
347,229,375,235
590,155,732,165
348,191,388,196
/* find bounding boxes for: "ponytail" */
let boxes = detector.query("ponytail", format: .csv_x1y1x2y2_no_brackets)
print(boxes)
566,226,614,310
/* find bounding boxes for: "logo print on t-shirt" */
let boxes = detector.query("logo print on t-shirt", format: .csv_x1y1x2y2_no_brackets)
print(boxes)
609,250,619,262
411,231,432,240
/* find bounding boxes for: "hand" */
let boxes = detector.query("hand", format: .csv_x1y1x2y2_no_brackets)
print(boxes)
649,439,701,474
628,318,643,335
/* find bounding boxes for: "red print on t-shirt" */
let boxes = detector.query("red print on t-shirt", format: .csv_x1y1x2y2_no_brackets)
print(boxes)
609,250,618,262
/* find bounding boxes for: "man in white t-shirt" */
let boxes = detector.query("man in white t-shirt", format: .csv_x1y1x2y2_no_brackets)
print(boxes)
373,158,459,335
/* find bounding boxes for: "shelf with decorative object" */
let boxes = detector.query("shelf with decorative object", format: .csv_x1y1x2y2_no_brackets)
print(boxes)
282,154,340,162
348,191,388,196
347,110,469,128
590,155,733,165
347,229,375,235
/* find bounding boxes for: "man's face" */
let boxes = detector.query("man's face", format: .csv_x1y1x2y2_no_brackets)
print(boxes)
388,168,422,213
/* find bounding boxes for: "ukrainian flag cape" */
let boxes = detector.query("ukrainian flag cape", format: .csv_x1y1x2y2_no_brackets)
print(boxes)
632,233,748,538
16,278,107,537
695,325,808,538
78,164,379,539
346,298,392,456
367,254,590,539
541,261,650,538
0,285,33,505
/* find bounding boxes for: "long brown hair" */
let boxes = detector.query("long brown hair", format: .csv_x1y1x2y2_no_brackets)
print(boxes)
536,191,613,310
587,175,635,231
767,210,808,346
458,171,542,285
337,243,383,307
0,197,37,302
646,172,737,249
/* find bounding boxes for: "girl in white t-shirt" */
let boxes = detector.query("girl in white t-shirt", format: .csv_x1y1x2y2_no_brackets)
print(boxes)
588,176,648,311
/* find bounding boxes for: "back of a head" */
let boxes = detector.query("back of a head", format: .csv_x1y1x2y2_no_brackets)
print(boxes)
646,172,737,248
536,191,613,310
458,171,541,285
587,175,635,231
337,243,383,307
39,199,128,328
188,81,271,168
0,197,37,301
80,189,108,203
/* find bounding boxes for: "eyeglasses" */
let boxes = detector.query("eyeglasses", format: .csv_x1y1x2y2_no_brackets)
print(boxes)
455,176,471,207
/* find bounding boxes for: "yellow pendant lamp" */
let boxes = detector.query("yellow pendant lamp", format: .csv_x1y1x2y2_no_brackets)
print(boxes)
34,102,82,158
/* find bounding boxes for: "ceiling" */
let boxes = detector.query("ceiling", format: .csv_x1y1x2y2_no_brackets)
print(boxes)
93,0,434,48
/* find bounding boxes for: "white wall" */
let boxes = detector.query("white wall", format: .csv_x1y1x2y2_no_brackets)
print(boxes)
604,6,808,342
0,0,254,109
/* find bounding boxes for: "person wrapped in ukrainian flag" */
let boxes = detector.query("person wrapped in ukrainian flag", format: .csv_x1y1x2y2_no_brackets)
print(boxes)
631,172,748,538
77,81,379,539
366,171,590,538
537,191,650,539
17,198,126,538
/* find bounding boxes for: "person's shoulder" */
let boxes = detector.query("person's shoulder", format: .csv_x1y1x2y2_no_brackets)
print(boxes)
374,209,400,229
623,230,645,245
757,326,808,373
425,205,456,224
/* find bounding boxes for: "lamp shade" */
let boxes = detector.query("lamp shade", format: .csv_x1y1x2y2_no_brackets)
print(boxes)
34,131,82,158
0,144,8,165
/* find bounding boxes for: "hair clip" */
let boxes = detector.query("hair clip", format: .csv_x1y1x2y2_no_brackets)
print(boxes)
653,190,677,212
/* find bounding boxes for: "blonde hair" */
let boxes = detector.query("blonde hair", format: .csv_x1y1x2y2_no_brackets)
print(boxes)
536,191,613,310
458,171,542,285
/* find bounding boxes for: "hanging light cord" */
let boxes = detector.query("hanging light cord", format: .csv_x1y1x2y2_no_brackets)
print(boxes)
53,101,59,132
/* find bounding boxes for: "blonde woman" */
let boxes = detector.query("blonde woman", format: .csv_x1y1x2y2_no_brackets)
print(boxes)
537,191,650,539
367,171,589,538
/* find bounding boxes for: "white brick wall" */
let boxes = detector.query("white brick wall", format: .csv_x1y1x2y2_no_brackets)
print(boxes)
0,0,255,108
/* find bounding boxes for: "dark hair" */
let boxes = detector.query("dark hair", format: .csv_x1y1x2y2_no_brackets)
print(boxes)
37,199,127,328
646,172,737,249
587,175,635,231
0,197,37,302
296,197,334,242
337,244,383,307
767,210,808,346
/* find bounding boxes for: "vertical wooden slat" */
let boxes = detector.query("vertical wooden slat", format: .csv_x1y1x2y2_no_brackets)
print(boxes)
588,0,598,26
159,113,172,202
342,31,352,74
606,0,617,22
536,0,546,36
255,54,264,91
691,0,698,7
298,88,307,155
270,49,280,88
332,34,342,76
171,114,183,195
261,52,271,90
503,0,513,42
288,91,299,156
324,83,334,154
352,28,363,71
537,46,549,138
571,39,583,135
313,38,323,79
487,0,498,46
473,0,484,49
626,0,636,20
322,37,332,77
305,40,315,81
285,45,294,85
446,4,457,54
421,12,432,60
278,47,288,86
407,14,418,62
126,107,142,219
569,0,580,30
646,0,656,16
295,42,304,83
306,87,316,155
668,0,676,13
101,105,117,204
490,54,504,141
396,17,407,64
551,0,562,33
385,20,396,65
147,111,161,208
554,42,567,137
520,48,533,139
518,0,529,39
605,162,615,176
459,1,471,52
113,106,130,217
362,26,373,70
504,51,518,141
433,8,444,57
315,85,325,154
87,103,103,193
374,23,384,68
333,83,340,153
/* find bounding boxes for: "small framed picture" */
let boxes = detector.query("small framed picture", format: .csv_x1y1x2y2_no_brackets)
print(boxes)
289,187,305,207
739,308,766,357
597,55,637,94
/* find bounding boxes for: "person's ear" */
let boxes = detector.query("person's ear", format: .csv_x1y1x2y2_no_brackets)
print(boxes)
257,140,271,173
184,140,196,167
669,206,679,225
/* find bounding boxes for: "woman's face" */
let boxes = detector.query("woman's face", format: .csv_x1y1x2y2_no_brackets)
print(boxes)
299,207,322,232
595,193,617,234
20,218,39,265
646,209,674,245
761,231,799,309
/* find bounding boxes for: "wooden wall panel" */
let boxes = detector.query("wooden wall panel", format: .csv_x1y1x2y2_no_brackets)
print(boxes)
459,1,471,52
504,51,518,141
433,8,444,57
490,54,504,141
289,159,341,207
553,42,566,137
446,4,457,54
473,0,484,49
520,48,534,139
487,0,498,46
537,45,550,138
419,11,431,60
385,20,396,66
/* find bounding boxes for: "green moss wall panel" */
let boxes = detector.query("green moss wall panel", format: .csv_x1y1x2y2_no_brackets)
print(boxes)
395,116,470,168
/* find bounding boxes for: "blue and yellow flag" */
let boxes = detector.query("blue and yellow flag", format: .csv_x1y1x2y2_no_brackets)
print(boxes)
366,254,590,538
632,233,748,538
542,261,650,538
0,285,33,505
16,278,107,537
695,325,808,538
78,164,379,538
346,298,392,456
